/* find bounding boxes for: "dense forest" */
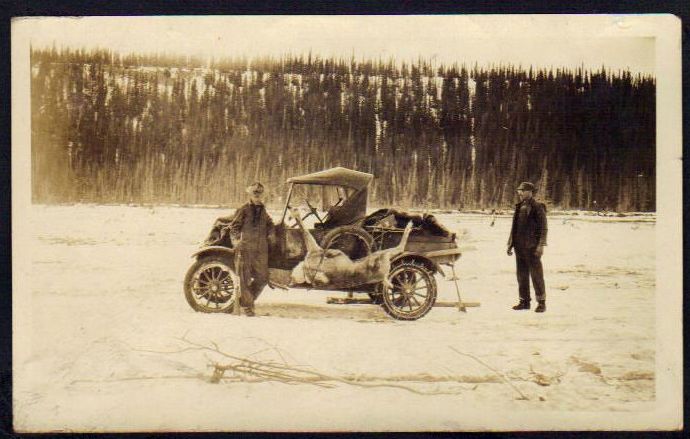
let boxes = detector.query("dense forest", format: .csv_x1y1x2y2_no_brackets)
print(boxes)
30,47,656,211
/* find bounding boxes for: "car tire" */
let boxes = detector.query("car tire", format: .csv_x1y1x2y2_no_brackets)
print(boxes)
184,255,237,313
381,260,437,320
320,225,374,260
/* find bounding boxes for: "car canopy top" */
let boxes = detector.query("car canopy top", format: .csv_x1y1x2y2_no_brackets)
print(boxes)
286,167,373,191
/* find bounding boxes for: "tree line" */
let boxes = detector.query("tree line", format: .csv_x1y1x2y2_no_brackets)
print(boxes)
30,47,656,211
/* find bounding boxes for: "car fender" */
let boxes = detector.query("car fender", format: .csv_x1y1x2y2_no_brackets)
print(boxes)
191,246,236,260
391,252,445,277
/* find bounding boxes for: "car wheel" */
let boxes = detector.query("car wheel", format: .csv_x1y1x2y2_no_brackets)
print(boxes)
381,261,437,320
184,255,236,313
320,225,374,260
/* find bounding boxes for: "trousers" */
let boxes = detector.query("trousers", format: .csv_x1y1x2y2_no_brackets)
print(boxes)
234,249,269,310
515,247,546,302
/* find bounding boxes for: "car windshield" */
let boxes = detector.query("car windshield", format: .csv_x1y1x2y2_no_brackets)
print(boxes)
287,184,351,228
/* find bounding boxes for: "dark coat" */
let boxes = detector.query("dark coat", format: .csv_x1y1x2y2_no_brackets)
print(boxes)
508,198,548,249
227,202,274,254
227,202,276,303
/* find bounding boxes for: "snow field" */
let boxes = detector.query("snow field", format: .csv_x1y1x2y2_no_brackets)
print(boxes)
14,205,656,431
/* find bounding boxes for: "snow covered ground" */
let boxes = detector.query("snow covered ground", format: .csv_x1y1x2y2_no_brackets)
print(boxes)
14,205,658,431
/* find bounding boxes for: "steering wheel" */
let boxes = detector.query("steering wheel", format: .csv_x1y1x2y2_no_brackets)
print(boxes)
322,197,344,222
286,204,315,229
304,198,323,223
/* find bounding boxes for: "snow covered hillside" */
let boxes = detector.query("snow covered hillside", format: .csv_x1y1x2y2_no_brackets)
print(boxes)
14,205,656,431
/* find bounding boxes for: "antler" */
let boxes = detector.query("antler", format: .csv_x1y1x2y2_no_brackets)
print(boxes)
390,221,413,255
289,207,322,252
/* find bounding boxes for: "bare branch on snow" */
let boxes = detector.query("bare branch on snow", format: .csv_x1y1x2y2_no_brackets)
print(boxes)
133,336,480,396
449,345,530,400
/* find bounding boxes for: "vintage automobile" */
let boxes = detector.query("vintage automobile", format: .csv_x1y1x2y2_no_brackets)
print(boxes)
183,167,462,320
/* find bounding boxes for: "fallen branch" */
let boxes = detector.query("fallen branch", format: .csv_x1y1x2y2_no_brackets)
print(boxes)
210,360,473,395
135,336,474,395
449,346,530,400
70,374,206,385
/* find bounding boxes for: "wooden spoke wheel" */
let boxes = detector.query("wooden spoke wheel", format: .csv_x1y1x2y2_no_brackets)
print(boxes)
381,261,437,320
184,256,236,313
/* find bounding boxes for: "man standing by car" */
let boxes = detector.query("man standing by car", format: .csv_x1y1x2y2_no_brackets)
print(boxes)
507,182,548,313
227,182,275,316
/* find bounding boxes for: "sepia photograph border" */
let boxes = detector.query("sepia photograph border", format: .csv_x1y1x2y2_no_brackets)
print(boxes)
7,11,685,432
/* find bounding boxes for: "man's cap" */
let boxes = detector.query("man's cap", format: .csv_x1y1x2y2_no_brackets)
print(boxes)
517,181,536,192
246,182,265,195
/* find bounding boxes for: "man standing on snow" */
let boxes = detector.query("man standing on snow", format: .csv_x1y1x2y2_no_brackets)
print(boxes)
507,181,548,313
227,182,275,317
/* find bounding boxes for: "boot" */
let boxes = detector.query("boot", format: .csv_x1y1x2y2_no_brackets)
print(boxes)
512,300,530,310
535,301,546,313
